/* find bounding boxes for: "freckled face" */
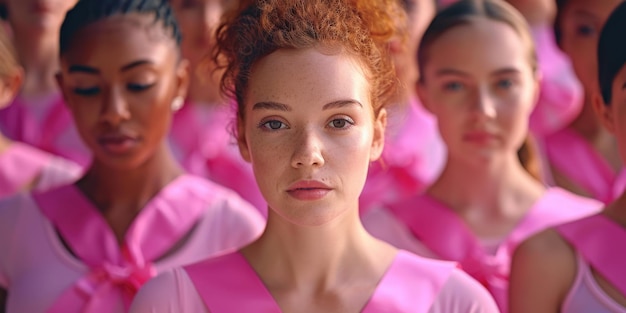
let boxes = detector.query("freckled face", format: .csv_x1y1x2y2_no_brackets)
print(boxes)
239,48,386,226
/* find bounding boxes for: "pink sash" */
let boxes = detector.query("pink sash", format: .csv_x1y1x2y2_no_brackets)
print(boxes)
545,128,617,203
186,250,455,313
0,143,51,198
0,94,91,168
388,188,601,311
557,214,626,296
33,175,211,313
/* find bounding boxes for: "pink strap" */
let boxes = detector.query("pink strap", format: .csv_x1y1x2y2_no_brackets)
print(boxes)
187,251,454,313
33,175,211,313
389,189,600,310
361,251,455,313
185,252,282,313
557,214,626,296
545,128,616,203
0,143,51,198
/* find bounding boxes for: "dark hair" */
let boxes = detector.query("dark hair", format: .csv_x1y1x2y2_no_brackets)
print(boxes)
417,0,541,180
598,1,626,105
554,0,566,44
59,0,182,55
214,0,403,121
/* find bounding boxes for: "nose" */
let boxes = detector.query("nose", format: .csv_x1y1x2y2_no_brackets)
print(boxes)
290,127,325,169
100,86,131,126
471,86,497,120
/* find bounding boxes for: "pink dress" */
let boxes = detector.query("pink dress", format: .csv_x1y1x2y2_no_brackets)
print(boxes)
0,174,265,313
130,250,500,312
541,127,620,203
362,187,602,312
360,98,445,214
0,94,91,168
558,214,626,312
169,101,267,215
0,142,82,199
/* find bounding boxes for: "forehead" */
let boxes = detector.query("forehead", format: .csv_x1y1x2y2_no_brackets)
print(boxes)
561,0,623,22
62,14,177,67
246,48,371,109
424,18,531,76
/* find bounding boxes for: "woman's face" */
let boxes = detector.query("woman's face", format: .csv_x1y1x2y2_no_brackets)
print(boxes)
239,48,386,226
57,14,189,170
419,18,538,166
169,0,238,69
4,0,78,31
557,0,623,97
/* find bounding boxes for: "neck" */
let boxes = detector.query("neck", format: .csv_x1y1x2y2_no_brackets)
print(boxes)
12,26,61,97
187,74,224,106
242,204,395,291
429,153,545,217
77,144,183,214
569,98,605,141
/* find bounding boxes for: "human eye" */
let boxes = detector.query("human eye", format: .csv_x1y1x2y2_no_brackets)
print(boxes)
259,119,288,130
443,81,464,92
73,86,100,96
496,78,514,90
327,116,355,130
127,82,156,92
576,24,596,37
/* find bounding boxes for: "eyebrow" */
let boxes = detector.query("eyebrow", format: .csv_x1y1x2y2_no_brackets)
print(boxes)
492,68,522,76
435,68,469,77
252,99,363,111
67,60,154,75
572,9,600,21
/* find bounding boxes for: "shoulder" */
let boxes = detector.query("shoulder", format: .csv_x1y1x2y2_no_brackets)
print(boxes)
131,268,208,313
429,269,499,313
509,228,577,312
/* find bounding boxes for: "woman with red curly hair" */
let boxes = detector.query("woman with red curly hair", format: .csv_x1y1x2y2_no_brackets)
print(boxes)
130,0,499,312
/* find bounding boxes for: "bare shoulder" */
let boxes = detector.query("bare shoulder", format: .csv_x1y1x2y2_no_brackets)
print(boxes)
509,228,577,313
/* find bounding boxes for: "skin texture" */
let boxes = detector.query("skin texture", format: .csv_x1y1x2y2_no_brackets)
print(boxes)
169,0,238,104
56,13,188,242
552,0,622,198
418,18,544,240
237,47,396,313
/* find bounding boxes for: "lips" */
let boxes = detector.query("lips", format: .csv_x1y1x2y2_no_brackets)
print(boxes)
463,131,498,144
97,133,139,155
286,180,333,201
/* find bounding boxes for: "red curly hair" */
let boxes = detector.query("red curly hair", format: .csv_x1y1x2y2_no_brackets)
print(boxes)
213,0,404,120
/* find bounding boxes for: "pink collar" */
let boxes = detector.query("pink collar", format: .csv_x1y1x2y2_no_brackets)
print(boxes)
185,250,454,313
557,214,626,296
388,188,600,311
545,128,617,203
33,174,209,313
0,143,51,198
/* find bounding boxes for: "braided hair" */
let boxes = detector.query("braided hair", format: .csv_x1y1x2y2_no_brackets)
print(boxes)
60,0,181,55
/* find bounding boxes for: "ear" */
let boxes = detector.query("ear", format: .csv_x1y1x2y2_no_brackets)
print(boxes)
593,91,615,133
174,59,190,101
370,108,387,161
236,116,252,163
416,81,434,115
531,70,542,110
0,67,22,108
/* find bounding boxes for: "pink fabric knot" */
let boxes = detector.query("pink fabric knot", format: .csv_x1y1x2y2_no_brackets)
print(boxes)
77,262,157,298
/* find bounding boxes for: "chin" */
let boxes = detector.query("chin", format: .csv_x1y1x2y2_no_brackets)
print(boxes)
269,201,352,227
